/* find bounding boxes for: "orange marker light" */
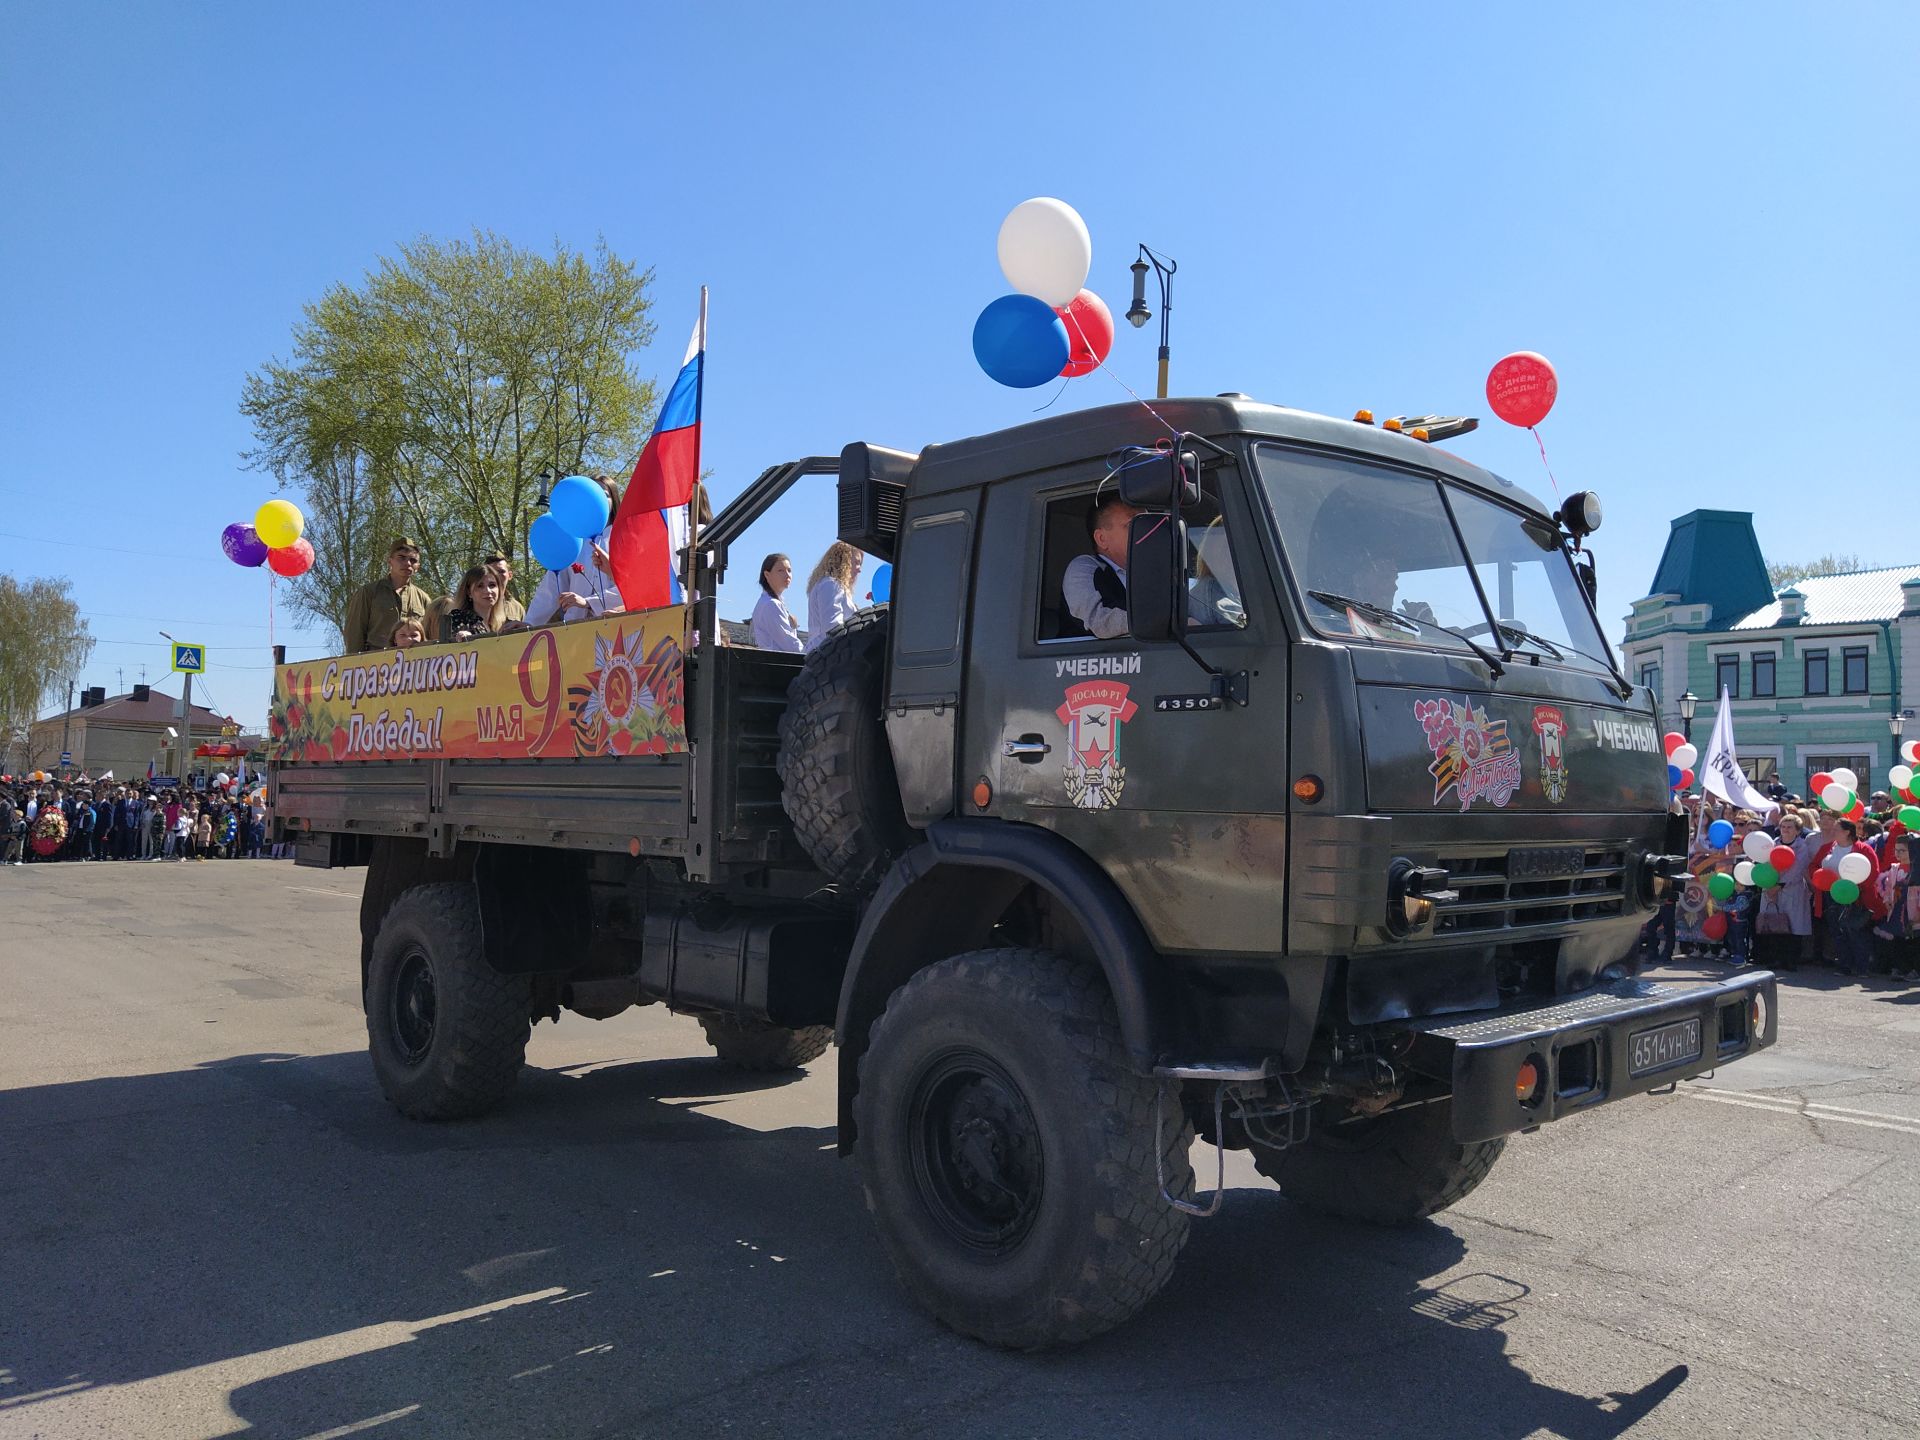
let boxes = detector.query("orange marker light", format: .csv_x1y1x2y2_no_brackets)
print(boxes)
1292,775,1324,804
972,779,993,809
1352,409,1375,424
1382,417,1404,432
1516,1060,1541,1103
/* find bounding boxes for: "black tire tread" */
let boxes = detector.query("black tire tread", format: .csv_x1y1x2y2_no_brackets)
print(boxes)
776,608,914,894
367,882,530,1121
854,948,1192,1350
698,1016,834,1071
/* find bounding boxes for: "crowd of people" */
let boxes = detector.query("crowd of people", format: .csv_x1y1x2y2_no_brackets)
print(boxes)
1644,785,1920,982
0,780,278,866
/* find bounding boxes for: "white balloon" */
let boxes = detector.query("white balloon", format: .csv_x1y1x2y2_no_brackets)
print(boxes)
1734,860,1756,887
1832,767,1858,792
1903,741,1920,766
1822,782,1852,811
1743,831,1773,862
1838,852,1872,885
1669,743,1698,769
1893,765,1914,791
997,197,1092,307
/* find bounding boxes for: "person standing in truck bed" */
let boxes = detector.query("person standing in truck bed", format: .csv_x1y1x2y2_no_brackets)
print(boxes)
343,537,432,654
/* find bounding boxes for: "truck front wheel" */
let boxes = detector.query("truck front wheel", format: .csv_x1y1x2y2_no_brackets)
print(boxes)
1252,1099,1504,1225
853,948,1192,1350
698,1016,833,1071
365,882,531,1120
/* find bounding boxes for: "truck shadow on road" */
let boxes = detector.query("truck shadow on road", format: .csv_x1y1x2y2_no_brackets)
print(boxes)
1,1050,1687,1439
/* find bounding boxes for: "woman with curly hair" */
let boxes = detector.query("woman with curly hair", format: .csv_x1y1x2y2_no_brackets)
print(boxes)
804,541,862,653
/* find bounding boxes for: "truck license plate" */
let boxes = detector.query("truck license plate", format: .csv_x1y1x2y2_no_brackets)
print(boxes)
1629,1017,1702,1077
1507,845,1585,880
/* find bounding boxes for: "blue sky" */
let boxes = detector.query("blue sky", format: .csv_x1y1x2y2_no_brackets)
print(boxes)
2,1,1913,728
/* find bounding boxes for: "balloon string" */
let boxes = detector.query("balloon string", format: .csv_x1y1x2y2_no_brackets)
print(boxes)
1530,426,1561,497
268,574,276,656
1092,353,1180,437
1031,376,1071,413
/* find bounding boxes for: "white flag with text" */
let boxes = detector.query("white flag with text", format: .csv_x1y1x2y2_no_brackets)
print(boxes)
1701,687,1778,815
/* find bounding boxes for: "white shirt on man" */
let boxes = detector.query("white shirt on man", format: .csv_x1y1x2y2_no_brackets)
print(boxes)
1062,553,1130,640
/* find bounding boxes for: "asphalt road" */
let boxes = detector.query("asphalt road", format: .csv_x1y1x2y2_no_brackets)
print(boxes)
2,860,1917,1440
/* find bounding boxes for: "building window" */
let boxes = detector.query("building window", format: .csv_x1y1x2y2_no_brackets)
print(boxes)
1808,754,1870,794
1739,756,1778,785
1805,649,1829,696
1715,654,1739,699
1752,653,1775,698
1843,646,1868,695
1639,661,1661,700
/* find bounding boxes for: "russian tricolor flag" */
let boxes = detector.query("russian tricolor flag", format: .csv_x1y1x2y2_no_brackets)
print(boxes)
611,291,706,611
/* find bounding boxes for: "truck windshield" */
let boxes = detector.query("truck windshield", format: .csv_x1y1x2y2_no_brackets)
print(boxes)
1254,445,1616,677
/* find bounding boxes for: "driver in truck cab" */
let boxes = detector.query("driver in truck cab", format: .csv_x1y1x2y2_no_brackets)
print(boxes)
1061,495,1136,639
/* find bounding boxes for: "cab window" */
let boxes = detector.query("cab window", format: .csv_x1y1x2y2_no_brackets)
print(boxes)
1034,471,1246,643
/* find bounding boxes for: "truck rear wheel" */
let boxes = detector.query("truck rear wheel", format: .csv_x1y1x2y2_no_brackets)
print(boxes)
777,607,915,894
365,882,531,1121
1252,1099,1504,1225
853,948,1192,1350
698,1016,833,1071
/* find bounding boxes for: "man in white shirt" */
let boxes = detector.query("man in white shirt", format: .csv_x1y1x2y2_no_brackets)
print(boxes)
1062,497,1137,640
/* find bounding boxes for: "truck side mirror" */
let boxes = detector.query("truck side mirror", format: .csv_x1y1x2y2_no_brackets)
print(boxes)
1117,446,1201,511
1127,512,1187,644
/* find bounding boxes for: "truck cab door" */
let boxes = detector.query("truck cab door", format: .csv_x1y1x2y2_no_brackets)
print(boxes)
962,453,1291,956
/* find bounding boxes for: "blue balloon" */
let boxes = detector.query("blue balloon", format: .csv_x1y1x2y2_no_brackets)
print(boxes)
548,474,611,539
530,513,580,572
1708,819,1734,849
870,563,892,605
972,294,1070,388
1668,764,1684,790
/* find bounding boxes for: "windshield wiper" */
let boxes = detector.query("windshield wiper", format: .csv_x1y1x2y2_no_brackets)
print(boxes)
1309,590,1505,677
1493,621,1565,661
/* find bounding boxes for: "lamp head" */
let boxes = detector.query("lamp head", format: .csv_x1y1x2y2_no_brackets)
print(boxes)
1127,257,1151,328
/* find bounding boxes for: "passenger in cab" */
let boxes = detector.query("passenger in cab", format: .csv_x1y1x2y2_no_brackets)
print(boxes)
804,542,862,652
750,553,803,652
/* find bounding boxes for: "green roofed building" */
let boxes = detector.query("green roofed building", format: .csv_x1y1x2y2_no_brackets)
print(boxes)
1622,509,1916,797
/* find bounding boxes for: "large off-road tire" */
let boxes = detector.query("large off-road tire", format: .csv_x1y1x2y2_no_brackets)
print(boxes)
1252,1099,1504,1225
777,607,915,894
365,882,531,1121
698,1016,833,1071
854,948,1193,1350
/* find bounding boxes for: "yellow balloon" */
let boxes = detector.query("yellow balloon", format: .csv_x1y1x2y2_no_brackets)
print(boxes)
255,498,305,550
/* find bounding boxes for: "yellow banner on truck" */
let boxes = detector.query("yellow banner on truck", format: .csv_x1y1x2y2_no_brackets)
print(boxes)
269,609,689,763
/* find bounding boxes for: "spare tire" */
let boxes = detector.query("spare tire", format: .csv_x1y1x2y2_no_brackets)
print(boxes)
777,607,915,893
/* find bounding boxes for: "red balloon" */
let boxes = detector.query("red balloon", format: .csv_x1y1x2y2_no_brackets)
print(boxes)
1055,290,1114,378
1701,912,1728,940
1848,802,1865,823
1810,771,1834,794
1811,868,1836,893
1680,767,1695,789
1769,845,1796,872
1486,351,1558,428
267,537,315,577
1662,732,1689,758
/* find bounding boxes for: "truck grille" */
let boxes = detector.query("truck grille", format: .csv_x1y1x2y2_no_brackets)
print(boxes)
1433,847,1628,936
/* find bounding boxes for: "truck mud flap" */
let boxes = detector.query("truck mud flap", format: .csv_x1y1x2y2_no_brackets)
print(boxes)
1401,974,1778,1143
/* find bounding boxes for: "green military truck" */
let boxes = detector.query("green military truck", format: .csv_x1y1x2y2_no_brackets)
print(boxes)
271,395,1776,1349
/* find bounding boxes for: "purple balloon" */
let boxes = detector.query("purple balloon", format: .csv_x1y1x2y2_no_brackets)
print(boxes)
222,522,268,568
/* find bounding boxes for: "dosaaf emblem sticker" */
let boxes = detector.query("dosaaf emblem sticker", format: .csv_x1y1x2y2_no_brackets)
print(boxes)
1057,680,1138,810
1414,696,1523,812
1532,704,1569,804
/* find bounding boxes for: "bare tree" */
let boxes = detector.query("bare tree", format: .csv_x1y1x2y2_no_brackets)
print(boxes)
0,574,94,771
1768,554,1862,588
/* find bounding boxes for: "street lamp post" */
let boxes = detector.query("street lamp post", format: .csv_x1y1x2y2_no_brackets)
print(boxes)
1125,244,1178,399
1890,711,1905,767
1679,690,1698,742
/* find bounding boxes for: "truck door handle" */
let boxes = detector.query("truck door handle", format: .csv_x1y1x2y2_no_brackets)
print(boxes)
1003,734,1051,762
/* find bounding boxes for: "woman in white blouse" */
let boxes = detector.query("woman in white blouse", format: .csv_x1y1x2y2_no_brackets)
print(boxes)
804,542,862,652
750,553,803,652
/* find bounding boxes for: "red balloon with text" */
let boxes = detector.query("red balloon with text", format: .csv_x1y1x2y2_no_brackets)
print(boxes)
1486,351,1558,428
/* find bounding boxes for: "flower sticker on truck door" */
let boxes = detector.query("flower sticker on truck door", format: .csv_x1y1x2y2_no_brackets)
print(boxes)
1057,680,1138,809
1415,696,1523,811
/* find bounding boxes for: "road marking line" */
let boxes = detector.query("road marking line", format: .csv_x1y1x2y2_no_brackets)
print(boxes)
1682,1088,1920,1137
298,1407,421,1439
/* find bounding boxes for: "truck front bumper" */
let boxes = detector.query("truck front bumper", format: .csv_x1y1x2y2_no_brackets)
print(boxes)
1402,973,1778,1143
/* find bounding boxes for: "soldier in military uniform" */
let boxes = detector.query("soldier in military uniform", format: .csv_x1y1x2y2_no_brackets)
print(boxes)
342,537,432,654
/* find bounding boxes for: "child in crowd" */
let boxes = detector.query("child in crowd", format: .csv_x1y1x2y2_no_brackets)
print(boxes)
192,807,212,861
390,618,426,649
147,803,166,860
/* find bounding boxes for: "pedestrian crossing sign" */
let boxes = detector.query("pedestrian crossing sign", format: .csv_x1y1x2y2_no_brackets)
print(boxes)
171,643,206,675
